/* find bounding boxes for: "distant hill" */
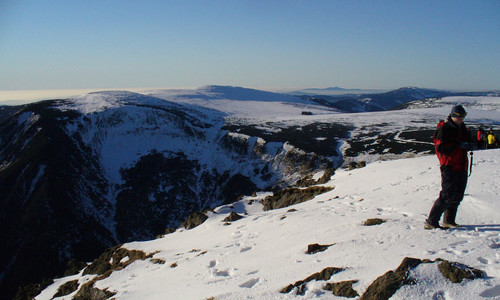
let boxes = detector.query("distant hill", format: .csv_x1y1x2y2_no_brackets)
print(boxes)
290,86,386,96
303,87,498,112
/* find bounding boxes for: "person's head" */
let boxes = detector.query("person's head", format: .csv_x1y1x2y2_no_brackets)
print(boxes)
450,105,466,125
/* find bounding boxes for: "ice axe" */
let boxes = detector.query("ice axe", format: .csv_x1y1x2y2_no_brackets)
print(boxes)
469,151,473,177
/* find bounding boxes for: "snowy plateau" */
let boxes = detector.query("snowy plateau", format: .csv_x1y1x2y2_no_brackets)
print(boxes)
0,86,499,299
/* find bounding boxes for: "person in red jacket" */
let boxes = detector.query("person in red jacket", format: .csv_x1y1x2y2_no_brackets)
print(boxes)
425,105,473,229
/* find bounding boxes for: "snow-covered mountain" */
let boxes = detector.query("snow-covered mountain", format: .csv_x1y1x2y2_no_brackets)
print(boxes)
1,86,499,299
35,149,500,300
0,89,331,299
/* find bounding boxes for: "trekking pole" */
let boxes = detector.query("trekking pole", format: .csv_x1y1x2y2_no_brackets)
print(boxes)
469,151,473,177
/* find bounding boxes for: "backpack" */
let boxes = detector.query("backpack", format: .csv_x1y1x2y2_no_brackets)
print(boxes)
433,119,472,174
433,120,447,166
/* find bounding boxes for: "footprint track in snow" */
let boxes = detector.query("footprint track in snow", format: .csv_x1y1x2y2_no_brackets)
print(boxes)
477,257,490,264
480,284,500,298
239,278,259,288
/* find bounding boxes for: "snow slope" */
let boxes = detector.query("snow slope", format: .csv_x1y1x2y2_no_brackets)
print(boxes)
37,149,500,299
145,86,339,119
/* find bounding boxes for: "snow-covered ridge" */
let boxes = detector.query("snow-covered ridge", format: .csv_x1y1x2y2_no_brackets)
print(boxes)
149,85,306,103
60,91,187,114
36,150,500,299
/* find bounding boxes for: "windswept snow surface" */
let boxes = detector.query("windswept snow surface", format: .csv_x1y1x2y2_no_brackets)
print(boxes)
37,150,500,300
145,86,339,119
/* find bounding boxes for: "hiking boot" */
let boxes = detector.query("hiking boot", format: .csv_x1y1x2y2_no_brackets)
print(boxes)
442,222,460,229
424,221,444,230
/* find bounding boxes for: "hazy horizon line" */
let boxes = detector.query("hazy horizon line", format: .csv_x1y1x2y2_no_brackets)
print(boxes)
1,85,499,104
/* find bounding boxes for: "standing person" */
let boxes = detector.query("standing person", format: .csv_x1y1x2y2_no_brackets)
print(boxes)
477,128,486,149
425,105,473,229
487,129,497,149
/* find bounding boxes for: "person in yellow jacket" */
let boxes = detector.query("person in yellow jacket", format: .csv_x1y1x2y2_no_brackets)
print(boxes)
487,129,497,148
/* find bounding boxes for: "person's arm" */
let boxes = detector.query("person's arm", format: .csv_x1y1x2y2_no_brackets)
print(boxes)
436,126,459,155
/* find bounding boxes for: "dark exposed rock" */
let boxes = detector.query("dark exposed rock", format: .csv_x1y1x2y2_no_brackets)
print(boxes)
348,161,367,170
223,122,352,157
306,243,334,254
73,282,116,300
360,257,421,300
83,245,154,276
165,228,176,234
361,257,485,300
53,280,79,297
296,167,335,187
261,186,334,211
83,245,121,276
222,174,257,204
63,259,88,276
74,246,157,300
316,168,335,184
150,258,166,265
363,218,386,226
438,260,485,283
357,161,367,168
363,257,426,299
223,212,243,222
181,211,209,229
324,280,359,298
13,278,54,300
280,267,345,295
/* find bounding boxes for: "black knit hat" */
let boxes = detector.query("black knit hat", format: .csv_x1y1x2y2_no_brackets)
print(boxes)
451,105,467,118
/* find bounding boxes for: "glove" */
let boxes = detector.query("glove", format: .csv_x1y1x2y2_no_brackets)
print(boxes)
459,142,474,151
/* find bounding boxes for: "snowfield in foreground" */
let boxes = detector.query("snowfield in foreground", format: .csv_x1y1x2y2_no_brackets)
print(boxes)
37,149,500,299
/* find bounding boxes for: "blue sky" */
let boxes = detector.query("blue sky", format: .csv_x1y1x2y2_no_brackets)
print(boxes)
1,0,499,91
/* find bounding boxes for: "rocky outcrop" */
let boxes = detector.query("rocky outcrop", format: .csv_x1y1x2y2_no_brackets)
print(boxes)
363,218,386,226
181,211,209,230
306,243,334,254
53,280,79,298
360,257,485,300
280,257,485,299
438,260,485,283
324,280,359,298
261,186,334,210
223,212,244,222
280,267,345,295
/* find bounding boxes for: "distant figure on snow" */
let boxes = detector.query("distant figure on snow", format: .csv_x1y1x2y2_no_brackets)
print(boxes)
487,129,497,149
477,127,486,149
425,105,473,230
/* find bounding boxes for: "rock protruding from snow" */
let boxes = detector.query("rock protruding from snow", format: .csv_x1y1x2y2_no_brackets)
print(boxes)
261,186,334,210
280,267,345,295
361,257,485,300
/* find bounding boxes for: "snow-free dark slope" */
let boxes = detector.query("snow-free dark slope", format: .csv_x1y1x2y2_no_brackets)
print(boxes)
0,91,329,299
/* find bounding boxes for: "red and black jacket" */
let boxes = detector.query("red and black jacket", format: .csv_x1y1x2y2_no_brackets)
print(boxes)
434,117,470,172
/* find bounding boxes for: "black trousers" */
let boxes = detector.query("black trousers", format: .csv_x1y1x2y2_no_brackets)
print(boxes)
427,166,468,225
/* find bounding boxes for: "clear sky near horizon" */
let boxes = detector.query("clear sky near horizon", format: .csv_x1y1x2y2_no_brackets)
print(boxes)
1,0,499,92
